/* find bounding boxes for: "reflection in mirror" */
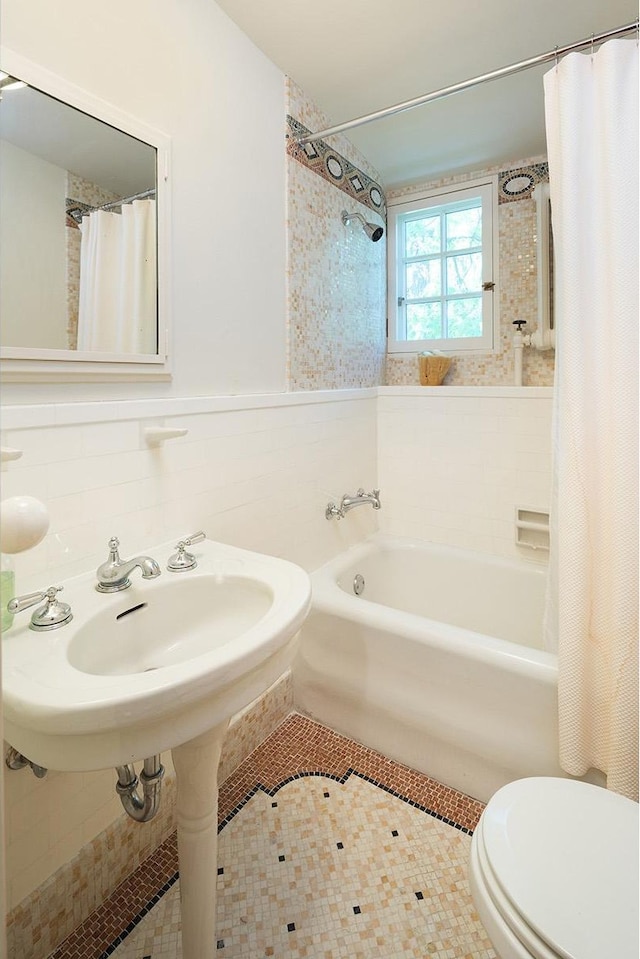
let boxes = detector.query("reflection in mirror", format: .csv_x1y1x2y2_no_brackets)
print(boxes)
0,73,158,356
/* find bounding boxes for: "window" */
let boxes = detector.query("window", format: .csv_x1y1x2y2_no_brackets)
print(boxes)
387,178,498,353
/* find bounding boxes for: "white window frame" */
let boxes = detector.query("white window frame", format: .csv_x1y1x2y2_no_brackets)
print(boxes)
387,176,499,354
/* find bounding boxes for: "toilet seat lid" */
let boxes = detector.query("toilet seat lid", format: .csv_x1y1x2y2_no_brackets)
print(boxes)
481,777,639,959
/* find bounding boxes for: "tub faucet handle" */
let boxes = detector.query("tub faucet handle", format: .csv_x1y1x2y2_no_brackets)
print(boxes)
325,501,344,521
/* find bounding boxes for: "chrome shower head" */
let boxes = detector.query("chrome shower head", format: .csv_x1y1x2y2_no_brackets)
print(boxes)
341,210,384,242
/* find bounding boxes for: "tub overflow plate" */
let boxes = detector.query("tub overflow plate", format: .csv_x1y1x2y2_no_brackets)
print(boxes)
353,573,365,596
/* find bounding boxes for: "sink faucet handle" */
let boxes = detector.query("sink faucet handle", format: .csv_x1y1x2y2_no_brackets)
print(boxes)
8,586,73,631
106,536,121,558
180,531,206,547
8,587,53,614
167,531,206,572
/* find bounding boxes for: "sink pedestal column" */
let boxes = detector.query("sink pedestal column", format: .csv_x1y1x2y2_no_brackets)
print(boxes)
172,721,230,959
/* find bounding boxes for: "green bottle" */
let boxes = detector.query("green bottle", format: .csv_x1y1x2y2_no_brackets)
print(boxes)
1,554,15,633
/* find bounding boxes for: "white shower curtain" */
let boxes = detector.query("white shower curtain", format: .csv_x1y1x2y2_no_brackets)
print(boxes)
77,198,156,354
543,39,639,800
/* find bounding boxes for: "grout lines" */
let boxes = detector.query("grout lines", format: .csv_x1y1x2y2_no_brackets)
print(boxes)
49,713,488,958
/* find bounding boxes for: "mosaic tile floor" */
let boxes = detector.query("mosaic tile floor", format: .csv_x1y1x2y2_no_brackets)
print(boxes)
51,714,495,959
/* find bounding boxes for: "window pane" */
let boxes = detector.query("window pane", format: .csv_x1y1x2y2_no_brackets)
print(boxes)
445,206,482,251
406,260,441,298
405,215,440,256
446,297,482,337
446,253,482,295
407,302,442,340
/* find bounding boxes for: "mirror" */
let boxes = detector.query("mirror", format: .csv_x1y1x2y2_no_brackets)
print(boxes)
0,49,170,381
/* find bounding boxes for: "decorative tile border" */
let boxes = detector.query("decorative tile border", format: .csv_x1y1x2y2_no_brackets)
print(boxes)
286,115,386,217
498,161,549,203
217,712,483,835
48,835,179,959
47,712,484,959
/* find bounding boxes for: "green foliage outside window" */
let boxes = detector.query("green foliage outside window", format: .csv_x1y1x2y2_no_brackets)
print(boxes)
403,203,483,340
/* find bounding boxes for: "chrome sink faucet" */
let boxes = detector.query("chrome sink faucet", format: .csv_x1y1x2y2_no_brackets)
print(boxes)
96,537,161,592
325,488,381,520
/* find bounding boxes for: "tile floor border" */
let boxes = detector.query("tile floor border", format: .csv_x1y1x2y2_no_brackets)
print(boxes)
48,712,485,958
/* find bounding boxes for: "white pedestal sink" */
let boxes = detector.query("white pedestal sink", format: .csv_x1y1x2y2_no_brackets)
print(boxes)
2,536,311,957
172,722,228,957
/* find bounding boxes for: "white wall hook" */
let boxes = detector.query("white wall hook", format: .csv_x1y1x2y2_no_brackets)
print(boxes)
1,447,23,463
144,427,189,447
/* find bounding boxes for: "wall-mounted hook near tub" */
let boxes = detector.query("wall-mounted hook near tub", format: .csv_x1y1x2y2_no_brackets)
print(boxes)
144,426,189,447
1,447,23,463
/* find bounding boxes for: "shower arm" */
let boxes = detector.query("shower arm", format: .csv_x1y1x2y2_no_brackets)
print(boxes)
341,210,384,242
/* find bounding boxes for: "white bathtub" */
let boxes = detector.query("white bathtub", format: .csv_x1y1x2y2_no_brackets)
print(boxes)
294,535,563,802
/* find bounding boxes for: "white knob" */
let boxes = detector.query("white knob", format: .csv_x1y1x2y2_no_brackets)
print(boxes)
0,496,50,554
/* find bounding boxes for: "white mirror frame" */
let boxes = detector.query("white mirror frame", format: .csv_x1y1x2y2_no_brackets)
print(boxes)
0,48,172,382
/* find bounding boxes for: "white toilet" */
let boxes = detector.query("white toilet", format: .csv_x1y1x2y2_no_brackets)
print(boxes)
469,777,639,959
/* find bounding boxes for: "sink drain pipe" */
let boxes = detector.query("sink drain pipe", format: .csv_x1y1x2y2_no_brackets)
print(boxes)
5,746,48,778
115,756,164,822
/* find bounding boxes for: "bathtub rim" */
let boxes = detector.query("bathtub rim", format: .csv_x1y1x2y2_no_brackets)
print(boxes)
310,533,556,680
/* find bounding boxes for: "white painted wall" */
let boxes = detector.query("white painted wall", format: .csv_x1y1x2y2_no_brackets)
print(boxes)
0,140,67,350
0,0,288,402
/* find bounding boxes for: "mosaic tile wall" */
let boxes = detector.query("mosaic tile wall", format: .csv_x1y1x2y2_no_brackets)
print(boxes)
386,158,556,387
286,78,386,391
6,672,293,959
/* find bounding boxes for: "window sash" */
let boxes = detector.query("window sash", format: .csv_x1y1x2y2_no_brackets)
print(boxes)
388,179,497,353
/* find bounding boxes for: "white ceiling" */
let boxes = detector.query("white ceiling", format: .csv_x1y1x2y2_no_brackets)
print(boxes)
216,0,637,187
0,86,156,196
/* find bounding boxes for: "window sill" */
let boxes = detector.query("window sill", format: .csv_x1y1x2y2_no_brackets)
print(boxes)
386,347,498,357
379,385,554,398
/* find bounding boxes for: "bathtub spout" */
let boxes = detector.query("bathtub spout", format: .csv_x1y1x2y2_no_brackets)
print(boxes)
326,488,381,520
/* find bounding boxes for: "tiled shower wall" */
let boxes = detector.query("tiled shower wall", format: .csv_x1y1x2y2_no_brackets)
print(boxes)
285,79,387,390
2,390,378,913
284,115,555,391
385,159,556,387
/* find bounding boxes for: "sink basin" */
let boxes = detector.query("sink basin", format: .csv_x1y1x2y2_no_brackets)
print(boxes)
67,575,274,676
2,538,311,771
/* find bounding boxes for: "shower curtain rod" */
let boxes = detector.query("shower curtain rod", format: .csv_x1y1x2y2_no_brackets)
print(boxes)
67,188,156,223
97,188,155,213
294,21,638,146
